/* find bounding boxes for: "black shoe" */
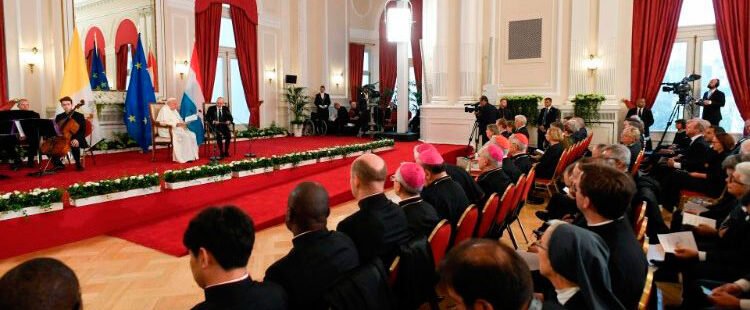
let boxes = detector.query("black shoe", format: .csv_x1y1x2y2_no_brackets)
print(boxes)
76,164,84,171
535,211,549,221
223,152,230,158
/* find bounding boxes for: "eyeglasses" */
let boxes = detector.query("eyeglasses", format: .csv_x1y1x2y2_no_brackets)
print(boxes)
730,175,750,186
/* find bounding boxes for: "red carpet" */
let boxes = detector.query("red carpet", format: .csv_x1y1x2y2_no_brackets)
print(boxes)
0,139,466,259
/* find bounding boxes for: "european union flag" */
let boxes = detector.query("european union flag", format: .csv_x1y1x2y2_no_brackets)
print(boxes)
89,44,109,90
123,35,156,152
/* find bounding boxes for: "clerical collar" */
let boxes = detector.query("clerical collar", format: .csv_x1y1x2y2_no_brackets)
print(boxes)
399,196,422,208
478,167,503,181
431,175,452,185
556,287,580,305
293,229,319,240
205,273,248,289
587,216,623,227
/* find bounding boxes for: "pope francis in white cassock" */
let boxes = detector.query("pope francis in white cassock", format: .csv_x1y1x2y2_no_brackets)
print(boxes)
157,98,199,163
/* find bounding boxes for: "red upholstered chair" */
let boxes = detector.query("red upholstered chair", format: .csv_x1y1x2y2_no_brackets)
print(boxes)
638,267,659,310
631,149,645,176
534,149,569,196
678,189,721,211
636,217,649,243
506,175,528,248
490,184,516,239
428,220,452,269
476,193,499,238
453,205,479,246
633,201,647,231
388,257,399,286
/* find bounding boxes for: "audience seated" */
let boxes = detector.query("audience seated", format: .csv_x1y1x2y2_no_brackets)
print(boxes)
564,118,586,144
650,119,710,199
438,239,544,310
332,102,349,134
731,120,750,154
337,154,410,265
535,127,565,179
0,257,81,310
484,124,501,148
264,182,359,310
620,126,642,170
705,125,726,144
538,222,626,309
414,144,485,204
392,162,440,238
493,135,522,182
496,118,513,138
574,163,647,309
183,206,287,310
702,272,750,309
590,143,608,158
671,119,691,150
536,162,584,223
418,149,471,226
513,115,530,139
509,133,532,174
476,145,512,209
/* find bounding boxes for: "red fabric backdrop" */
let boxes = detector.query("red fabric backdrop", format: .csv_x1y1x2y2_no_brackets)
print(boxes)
0,0,9,111
84,27,106,74
410,0,423,91
379,1,397,107
349,43,365,100
630,0,684,109
231,5,260,127
713,0,750,120
195,2,223,104
115,45,129,90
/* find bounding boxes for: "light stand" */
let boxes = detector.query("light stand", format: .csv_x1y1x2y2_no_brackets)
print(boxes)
466,121,481,157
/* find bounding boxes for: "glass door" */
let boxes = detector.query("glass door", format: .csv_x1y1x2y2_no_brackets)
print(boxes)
212,50,249,125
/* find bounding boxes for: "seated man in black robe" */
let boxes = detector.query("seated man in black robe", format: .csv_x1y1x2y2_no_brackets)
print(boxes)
392,162,439,238
265,182,359,310
413,143,485,205
508,133,532,174
183,206,287,310
476,145,511,210
418,149,471,227
331,102,349,135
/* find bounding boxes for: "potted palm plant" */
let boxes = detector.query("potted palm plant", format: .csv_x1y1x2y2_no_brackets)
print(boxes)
284,86,309,137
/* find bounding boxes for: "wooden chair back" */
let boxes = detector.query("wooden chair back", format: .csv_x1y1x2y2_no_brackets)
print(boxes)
428,220,452,269
638,267,657,310
453,205,479,246
631,150,645,176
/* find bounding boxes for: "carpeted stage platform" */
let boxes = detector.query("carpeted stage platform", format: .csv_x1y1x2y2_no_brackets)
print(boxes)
0,137,466,259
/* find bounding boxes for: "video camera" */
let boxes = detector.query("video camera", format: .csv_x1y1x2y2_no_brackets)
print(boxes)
464,102,480,113
661,74,701,104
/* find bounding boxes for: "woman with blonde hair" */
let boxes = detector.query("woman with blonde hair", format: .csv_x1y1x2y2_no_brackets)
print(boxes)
536,127,564,179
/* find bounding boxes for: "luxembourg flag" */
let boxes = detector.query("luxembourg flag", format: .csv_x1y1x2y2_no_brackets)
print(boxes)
179,44,205,145
58,27,102,145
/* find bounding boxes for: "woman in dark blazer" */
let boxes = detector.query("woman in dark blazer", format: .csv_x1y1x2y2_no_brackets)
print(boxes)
535,127,564,179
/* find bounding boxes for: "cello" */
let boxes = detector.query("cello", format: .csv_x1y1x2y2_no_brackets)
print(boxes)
39,100,85,158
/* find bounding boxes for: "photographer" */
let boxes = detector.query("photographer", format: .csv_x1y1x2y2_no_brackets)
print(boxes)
474,95,498,144
699,78,726,126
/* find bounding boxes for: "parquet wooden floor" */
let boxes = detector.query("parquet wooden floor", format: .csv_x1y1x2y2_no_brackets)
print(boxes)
0,191,544,310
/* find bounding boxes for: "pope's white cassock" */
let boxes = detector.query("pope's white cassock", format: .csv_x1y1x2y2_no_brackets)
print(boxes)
156,105,199,163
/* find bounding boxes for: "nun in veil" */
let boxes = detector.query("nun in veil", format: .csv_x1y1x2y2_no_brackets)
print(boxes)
538,221,626,310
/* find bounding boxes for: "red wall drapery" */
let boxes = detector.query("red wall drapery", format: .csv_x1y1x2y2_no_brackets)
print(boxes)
410,0,423,92
231,5,260,127
349,43,365,101
195,2,223,104
0,0,9,111
115,45,129,90
629,0,684,109
713,0,750,120
378,1,397,107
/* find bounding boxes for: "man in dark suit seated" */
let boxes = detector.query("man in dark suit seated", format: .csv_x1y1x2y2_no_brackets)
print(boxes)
332,102,349,135
536,97,560,150
626,98,654,150
413,143,485,206
183,206,287,310
392,162,440,238
509,134,532,174
8,99,41,168
337,154,410,265
575,163,648,310
620,126,642,170
438,239,543,310
204,97,234,158
492,135,522,182
701,273,750,309
50,96,88,171
699,78,726,126
347,101,364,135
0,258,82,310
418,149,471,227
476,145,512,209
265,182,359,310
513,115,530,139
650,119,710,188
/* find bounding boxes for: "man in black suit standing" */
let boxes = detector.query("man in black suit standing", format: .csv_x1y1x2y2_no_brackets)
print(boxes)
183,206,287,310
699,78,726,126
536,97,559,150
475,95,498,144
205,97,233,158
314,85,331,124
265,182,359,310
626,98,654,149
393,162,440,238
496,98,513,121
337,154,410,265
50,96,88,171
575,163,647,310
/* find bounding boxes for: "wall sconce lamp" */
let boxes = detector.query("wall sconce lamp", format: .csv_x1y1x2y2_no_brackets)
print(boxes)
385,1,412,43
333,72,344,88
265,68,276,83
176,60,189,79
20,47,42,73
583,54,602,72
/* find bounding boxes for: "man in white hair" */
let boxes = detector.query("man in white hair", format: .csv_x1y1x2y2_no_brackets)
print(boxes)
157,97,199,163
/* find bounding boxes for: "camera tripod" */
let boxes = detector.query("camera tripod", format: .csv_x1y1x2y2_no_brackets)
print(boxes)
466,121,482,156
655,101,683,149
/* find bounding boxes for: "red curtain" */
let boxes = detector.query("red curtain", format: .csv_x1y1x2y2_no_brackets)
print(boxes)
713,0,750,120
115,45,129,90
410,0,423,91
349,43,365,101
195,2,223,104
0,0,9,111
379,1,397,107
630,0,684,109
86,50,93,75
231,5,260,127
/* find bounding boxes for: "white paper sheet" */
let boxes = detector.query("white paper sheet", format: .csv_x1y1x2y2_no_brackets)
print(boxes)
647,244,665,262
517,250,540,271
684,201,710,214
657,231,698,253
184,114,198,123
682,213,717,228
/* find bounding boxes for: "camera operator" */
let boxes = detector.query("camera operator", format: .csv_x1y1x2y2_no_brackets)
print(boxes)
699,78,725,126
474,95,498,144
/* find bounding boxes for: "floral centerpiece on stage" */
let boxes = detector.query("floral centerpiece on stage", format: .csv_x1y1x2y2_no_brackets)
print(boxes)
68,173,161,207
163,164,233,189
0,187,64,220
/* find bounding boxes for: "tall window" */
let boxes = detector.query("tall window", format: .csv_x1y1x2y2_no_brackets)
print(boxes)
391,43,418,120
652,0,741,133
211,8,249,125
362,51,370,85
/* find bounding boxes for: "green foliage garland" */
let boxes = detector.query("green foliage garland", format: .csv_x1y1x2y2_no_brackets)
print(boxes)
0,188,63,212
163,164,232,183
502,95,543,125
236,123,289,138
572,93,606,124
68,173,160,199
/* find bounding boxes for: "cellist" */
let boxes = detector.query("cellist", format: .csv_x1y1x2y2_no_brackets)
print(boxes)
51,96,88,171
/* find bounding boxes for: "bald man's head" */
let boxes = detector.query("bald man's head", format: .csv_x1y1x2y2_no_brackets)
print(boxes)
350,154,387,199
286,182,330,235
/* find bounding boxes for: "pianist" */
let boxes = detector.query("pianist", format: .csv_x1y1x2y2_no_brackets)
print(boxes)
0,99,40,169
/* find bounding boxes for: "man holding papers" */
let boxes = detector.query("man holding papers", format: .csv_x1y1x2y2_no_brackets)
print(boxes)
157,97,199,163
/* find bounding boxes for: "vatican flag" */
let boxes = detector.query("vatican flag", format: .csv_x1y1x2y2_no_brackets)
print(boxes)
58,27,101,145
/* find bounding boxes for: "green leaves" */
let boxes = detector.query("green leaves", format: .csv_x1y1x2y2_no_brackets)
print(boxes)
0,188,63,212
68,173,160,199
163,165,231,183
236,124,289,138
572,93,606,123
501,95,543,126
284,86,311,123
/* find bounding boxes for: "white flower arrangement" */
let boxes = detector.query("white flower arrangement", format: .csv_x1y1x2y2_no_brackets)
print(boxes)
0,187,63,213
67,173,160,200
